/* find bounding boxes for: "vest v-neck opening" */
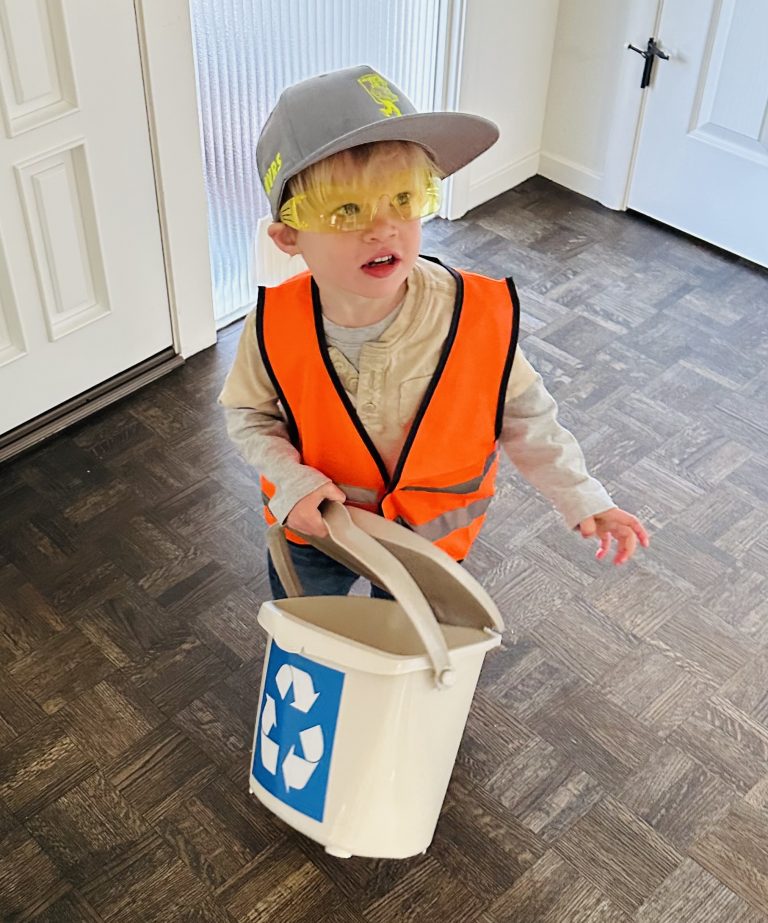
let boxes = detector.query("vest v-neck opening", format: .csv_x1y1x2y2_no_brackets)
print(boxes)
310,260,464,501
311,279,391,487
387,260,463,493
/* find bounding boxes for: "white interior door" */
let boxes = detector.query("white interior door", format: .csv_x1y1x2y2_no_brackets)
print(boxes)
628,0,768,267
0,0,174,436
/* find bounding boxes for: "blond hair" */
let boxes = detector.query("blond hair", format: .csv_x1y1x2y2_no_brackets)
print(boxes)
283,140,439,206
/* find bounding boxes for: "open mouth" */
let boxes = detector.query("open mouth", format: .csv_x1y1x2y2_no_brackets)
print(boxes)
363,255,397,268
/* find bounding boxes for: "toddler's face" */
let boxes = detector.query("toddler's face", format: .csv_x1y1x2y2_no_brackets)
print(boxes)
291,200,422,302
271,151,426,304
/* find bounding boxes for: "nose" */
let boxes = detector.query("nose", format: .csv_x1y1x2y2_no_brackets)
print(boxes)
362,196,399,239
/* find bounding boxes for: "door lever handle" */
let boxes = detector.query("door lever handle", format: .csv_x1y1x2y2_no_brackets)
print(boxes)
627,37,670,88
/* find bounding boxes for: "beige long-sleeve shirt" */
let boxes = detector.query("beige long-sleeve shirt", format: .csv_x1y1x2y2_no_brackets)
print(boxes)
219,257,614,529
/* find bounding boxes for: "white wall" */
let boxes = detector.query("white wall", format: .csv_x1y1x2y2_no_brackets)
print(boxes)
447,0,561,218
540,0,661,208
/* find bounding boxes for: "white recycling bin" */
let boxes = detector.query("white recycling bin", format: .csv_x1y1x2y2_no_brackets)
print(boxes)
249,501,504,859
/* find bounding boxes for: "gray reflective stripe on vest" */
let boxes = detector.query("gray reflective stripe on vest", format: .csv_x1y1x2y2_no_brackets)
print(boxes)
397,496,493,542
400,448,498,496
337,484,380,505
262,491,272,508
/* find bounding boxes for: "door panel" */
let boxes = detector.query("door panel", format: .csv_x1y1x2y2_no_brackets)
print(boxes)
629,0,768,267
0,0,173,435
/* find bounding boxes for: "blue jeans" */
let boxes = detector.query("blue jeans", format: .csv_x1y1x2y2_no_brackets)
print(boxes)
268,542,394,600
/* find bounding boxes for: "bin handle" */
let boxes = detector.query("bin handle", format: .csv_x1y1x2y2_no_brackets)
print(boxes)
266,503,456,690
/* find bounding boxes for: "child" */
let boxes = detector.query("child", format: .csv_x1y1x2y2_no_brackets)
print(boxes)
219,65,649,599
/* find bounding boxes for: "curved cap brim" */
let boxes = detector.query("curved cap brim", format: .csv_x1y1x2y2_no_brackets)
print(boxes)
272,111,499,217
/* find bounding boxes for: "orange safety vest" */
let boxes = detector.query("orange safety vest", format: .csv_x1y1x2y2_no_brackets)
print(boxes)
258,258,520,560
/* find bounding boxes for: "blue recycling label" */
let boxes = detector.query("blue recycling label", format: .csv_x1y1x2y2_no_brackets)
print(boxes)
252,640,345,822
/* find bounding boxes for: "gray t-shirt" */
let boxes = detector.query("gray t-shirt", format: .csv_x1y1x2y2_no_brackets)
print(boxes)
322,304,402,369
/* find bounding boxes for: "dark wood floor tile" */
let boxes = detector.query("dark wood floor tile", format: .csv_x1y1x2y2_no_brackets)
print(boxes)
152,557,239,622
430,782,547,899
618,744,736,851
554,795,682,914
0,515,77,582
478,554,578,627
58,677,164,766
95,851,233,923
127,633,228,715
199,775,284,853
487,851,632,923
71,410,156,463
485,736,603,843
363,855,485,923
690,800,768,916
155,776,279,891
0,798,19,840
0,720,94,818
149,800,252,891
173,683,253,769
719,651,768,729
588,566,683,638
746,774,768,812
106,513,201,586
78,586,194,669
527,599,639,684
636,858,768,923
150,477,247,542
24,771,156,888
0,827,71,921
76,830,176,912
125,388,204,442
7,626,115,715
597,646,715,737
454,688,533,783
23,891,105,923
0,667,45,746
645,603,751,686
40,552,134,619
670,697,768,794
0,568,66,665
485,638,585,722
105,444,206,510
217,839,340,923
209,454,267,515
295,838,422,909
529,686,661,791
107,724,217,824
194,586,268,668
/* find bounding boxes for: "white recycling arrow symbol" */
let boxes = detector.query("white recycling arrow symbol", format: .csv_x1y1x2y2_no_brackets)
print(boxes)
260,663,324,791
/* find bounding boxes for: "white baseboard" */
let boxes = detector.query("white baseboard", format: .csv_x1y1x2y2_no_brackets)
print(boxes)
538,151,604,202
456,152,540,217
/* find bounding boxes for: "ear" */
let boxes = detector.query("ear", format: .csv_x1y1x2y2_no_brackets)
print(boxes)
268,222,302,256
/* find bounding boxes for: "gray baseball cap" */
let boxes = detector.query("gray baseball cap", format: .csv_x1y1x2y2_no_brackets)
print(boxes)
257,64,499,219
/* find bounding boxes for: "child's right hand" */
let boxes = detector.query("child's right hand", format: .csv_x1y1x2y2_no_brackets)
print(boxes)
285,483,347,537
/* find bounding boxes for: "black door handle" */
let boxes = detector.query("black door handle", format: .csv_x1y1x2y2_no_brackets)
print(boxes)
628,37,670,88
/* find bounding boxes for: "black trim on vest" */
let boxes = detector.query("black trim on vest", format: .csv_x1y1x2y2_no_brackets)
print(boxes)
310,279,391,487
495,276,521,440
256,287,300,449
387,262,464,493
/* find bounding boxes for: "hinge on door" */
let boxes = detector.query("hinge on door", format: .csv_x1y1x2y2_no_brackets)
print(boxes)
627,37,669,88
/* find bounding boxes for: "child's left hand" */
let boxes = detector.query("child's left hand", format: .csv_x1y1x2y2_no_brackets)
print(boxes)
578,507,649,565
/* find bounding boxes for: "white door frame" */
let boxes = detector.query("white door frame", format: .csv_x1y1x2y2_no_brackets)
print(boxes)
133,0,216,359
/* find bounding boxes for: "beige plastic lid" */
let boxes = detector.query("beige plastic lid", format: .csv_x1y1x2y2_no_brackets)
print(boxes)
267,502,503,688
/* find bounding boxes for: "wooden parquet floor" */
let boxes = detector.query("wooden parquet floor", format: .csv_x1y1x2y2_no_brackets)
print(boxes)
1,176,768,922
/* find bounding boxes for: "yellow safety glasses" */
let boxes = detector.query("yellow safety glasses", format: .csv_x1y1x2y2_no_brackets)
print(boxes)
279,171,442,232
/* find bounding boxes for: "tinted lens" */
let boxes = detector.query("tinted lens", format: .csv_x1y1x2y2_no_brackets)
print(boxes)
280,173,441,232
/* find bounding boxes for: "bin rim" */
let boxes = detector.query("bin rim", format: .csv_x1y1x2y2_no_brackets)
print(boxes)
258,600,501,676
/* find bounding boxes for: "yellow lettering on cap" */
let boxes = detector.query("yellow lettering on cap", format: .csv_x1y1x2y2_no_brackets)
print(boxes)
358,74,402,118
263,152,282,194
